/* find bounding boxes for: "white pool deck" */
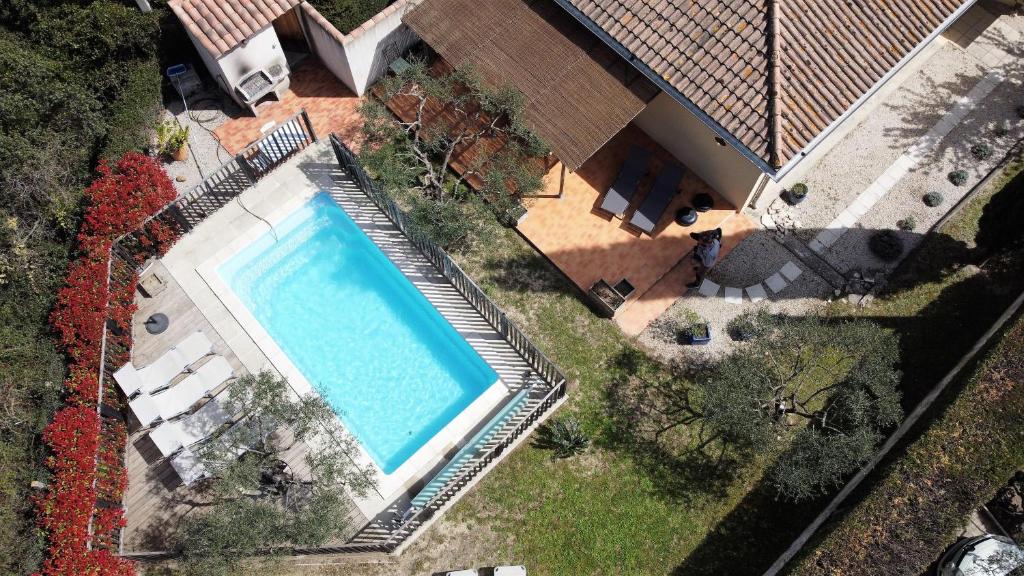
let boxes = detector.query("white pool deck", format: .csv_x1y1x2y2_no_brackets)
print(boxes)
160,142,543,517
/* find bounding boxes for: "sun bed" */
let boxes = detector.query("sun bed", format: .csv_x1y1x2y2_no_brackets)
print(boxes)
169,447,208,486
599,146,651,216
129,355,233,427
149,392,232,457
114,331,213,396
156,356,234,423
629,163,685,234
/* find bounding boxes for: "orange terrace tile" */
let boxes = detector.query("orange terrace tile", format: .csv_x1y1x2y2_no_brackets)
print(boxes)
214,58,364,154
517,123,757,335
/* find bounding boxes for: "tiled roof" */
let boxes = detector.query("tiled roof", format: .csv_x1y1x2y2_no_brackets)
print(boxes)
405,0,658,170
168,0,302,59
559,0,972,169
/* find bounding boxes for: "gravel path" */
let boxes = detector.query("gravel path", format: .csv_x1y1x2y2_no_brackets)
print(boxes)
161,89,239,195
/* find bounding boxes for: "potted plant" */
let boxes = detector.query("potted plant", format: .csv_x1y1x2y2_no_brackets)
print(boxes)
680,320,712,345
786,183,808,205
157,120,190,162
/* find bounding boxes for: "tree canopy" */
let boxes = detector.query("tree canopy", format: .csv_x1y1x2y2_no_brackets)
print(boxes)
178,371,374,576
700,312,903,500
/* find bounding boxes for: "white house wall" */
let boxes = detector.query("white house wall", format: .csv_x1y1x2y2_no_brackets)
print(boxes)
299,0,420,96
215,27,287,95
634,91,764,211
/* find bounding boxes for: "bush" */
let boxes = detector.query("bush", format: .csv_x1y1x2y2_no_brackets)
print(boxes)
869,230,904,261
533,416,589,459
897,216,917,231
789,182,808,198
408,194,479,251
970,142,993,161
789,314,1024,576
727,312,768,342
994,122,1010,137
307,0,392,35
948,170,969,186
923,191,944,207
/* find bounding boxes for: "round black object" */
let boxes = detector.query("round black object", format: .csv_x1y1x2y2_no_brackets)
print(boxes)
868,230,904,262
692,193,714,212
675,207,698,226
144,313,169,335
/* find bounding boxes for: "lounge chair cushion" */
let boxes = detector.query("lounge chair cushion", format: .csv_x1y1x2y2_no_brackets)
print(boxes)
129,393,161,427
156,356,234,421
149,395,231,457
170,447,208,486
629,163,685,233
600,146,651,215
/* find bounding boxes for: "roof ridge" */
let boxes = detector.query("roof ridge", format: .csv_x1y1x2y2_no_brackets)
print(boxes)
766,0,783,169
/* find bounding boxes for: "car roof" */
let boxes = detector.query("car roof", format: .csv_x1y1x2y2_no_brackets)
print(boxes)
953,537,1024,576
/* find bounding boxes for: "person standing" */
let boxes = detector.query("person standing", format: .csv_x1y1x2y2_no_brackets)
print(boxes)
686,228,722,288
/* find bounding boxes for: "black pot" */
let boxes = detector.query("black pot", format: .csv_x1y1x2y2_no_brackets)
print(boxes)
675,207,698,226
786,190,807,205
693,193,714,212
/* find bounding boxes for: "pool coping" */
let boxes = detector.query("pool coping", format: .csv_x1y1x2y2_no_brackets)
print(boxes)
168,179,512,518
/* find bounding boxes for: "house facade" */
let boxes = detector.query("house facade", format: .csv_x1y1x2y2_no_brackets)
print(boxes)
405,0,979,211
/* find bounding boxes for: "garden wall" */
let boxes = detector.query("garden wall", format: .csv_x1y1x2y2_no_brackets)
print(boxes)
299,0,420,96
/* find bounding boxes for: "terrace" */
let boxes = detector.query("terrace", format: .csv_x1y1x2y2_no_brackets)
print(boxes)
115,122,566,557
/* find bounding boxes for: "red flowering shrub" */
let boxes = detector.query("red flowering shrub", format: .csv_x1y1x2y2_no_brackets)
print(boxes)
40,153,178,576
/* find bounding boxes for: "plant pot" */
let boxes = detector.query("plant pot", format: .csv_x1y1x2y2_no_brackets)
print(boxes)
785,190,806,205
675,207,698,226
171,142,189,162
692,193,714,212
683,323,712,345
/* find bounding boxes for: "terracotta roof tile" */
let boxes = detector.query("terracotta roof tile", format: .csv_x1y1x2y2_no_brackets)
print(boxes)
168,0,302,59
558,0,972,169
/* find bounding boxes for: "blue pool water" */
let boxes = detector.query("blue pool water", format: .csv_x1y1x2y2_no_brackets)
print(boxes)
220,193,497,473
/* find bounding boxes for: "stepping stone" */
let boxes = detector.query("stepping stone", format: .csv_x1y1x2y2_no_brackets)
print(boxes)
724,287,743,304
697,278,720,297
780,261,803,281
765,272,788,294
745,283,767,302
760,213,776,230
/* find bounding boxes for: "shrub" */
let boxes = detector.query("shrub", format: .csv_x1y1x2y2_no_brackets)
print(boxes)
306,0,392,35
948,170,969,186
970,142,993,161
923,192,944,207
789,182,808,199
994,122,1010,137
39,153,176,576
897,216,917,231
727,312,768,342
869,230,904,261
533,416,589,459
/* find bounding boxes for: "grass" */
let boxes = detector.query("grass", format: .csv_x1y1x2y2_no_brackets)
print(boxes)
788,305,1024,576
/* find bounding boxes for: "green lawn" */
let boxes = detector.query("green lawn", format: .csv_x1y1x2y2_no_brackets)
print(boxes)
422,150,1024,575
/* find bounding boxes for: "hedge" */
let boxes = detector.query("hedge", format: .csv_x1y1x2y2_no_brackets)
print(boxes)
38,153,179,576
788,310,1024,576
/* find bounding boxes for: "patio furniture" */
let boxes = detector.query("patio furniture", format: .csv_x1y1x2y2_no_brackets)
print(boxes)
149,391,232,457
675,207,698,226
155,356,234,423
114,331,213,396
629,163,685,234
128,393,160,428
599,146,651,216
169,447,208,486
693,193,714,212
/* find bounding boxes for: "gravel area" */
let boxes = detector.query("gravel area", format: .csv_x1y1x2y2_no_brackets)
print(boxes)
161,89,239,195
638,233,832,363
822,52,1024,273
787,40,988,242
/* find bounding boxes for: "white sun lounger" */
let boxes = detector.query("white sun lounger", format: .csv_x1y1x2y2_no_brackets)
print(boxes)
170,447,208,486
114,331,213,396
149,392,232,457
129,355,233,427
156,356,234,422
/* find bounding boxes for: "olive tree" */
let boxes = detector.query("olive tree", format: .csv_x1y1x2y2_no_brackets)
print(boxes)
699,313,903,501
358,59,547,247
176,371,373,576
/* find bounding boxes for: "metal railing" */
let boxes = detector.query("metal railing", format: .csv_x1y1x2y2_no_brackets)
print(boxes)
105,110,317,554
329,134,566,385
325,133,568,554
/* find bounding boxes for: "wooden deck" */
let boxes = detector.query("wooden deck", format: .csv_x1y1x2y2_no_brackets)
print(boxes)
121,262,367,554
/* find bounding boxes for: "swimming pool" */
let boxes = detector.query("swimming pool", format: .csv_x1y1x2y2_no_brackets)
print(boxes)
219,193,498,474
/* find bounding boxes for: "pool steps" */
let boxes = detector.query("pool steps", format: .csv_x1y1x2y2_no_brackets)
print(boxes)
411,388,532,508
